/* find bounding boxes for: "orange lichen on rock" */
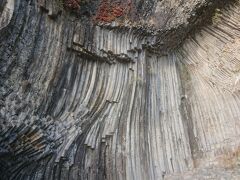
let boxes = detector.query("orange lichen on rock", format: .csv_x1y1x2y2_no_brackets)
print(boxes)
94,0,131,23
112,6,124,17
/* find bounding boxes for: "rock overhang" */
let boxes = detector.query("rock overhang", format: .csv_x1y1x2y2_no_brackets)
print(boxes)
62,0,238,57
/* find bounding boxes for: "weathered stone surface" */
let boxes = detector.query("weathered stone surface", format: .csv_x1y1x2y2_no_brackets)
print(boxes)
0,0,240,179
0,0,14,29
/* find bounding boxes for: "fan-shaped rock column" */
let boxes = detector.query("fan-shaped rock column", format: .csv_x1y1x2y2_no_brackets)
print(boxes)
1,0,240,179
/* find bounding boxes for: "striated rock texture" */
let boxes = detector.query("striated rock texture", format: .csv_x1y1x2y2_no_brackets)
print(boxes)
1,0,240,179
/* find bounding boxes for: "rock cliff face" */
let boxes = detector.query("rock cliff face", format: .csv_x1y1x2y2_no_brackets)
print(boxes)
1,0,240,179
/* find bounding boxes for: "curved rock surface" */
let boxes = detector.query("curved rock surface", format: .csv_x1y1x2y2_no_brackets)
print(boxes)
0,0,240,179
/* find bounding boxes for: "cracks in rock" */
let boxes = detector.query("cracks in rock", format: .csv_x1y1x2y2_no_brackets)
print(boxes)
1,0,240,179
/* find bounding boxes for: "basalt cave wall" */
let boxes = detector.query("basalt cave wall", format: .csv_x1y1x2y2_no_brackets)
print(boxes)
1,0,240,179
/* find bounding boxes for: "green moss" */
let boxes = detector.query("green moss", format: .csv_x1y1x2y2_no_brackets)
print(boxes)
212,8,223,25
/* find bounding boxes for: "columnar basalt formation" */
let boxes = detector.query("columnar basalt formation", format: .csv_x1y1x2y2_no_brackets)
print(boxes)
0,0,240,179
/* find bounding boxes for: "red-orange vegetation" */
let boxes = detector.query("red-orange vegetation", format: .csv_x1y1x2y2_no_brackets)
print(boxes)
94,0,131,23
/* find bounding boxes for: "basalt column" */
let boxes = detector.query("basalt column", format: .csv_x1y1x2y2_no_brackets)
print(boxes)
1,0,240,180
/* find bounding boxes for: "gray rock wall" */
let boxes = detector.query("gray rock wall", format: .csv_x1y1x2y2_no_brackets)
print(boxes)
0,0,240,179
